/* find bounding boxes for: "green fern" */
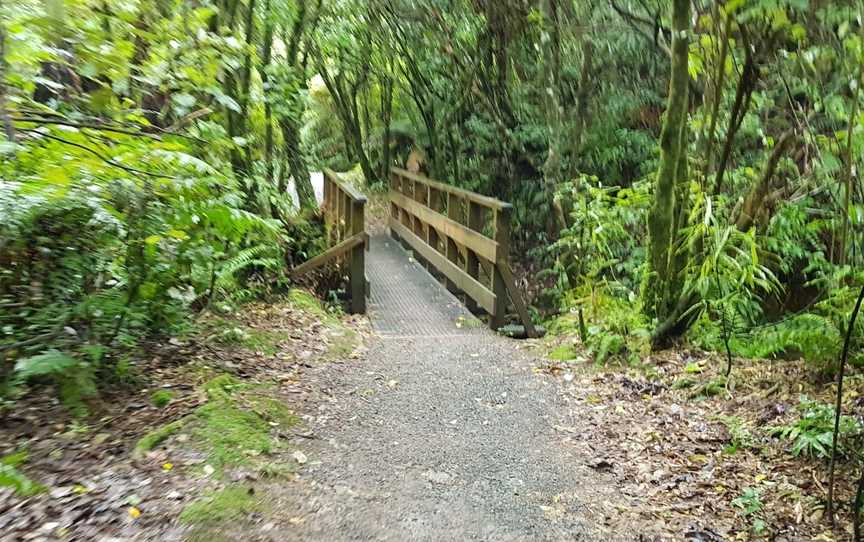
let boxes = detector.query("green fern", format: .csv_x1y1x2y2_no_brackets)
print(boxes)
216,245,280,288
13,350,77,382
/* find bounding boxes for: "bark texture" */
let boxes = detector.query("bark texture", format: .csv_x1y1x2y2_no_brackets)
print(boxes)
643,0,691,332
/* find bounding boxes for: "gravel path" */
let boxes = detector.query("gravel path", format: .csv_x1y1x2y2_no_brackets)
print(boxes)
276,236,623,540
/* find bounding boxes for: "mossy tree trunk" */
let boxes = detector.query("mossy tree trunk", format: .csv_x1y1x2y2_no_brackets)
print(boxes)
643,0,691,342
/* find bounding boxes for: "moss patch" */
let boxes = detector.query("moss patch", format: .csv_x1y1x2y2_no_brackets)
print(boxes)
132,374,298,473
192,401,274,468
549,344,579,361
546,313,584,336
286,288,330,319
150,389,174,408
189,376,297,471
179,485,260,525
210,323,283,356
202,374,242,401
132,418,189,459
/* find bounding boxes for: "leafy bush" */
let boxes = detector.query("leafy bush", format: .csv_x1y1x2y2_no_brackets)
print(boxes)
0,451,45,497
769,396,863,459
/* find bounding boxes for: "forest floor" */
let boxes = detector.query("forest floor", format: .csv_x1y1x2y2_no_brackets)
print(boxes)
0,290,369,541
1,243,862,540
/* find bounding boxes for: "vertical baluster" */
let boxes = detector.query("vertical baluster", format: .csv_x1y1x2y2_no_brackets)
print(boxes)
412,178,425,240
350,198,366,314
428,187,441,255
335,188,344,242
491,206,512,330
389,169,399,222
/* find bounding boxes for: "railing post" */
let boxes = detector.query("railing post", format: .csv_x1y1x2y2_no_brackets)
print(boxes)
466,201,484,313
428,188,441,255
491,206,512,330
350,198,366,314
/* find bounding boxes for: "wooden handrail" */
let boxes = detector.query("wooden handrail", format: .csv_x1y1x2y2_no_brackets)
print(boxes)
295,169,368,314
388,167,536,337
290,233,366,279
389,192,499,262
324,168,367,203
391,167,511,212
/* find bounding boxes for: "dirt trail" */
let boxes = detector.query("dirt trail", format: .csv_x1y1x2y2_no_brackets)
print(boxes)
270,236,628,540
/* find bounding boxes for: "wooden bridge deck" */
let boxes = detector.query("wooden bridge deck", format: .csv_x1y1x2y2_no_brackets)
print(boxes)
366,234,486,338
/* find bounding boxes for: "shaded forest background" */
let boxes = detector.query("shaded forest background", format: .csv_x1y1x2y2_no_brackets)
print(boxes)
4,0,864,534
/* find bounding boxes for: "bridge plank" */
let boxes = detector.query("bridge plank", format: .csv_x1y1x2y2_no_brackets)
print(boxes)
390,192,499,263
389,218,496,314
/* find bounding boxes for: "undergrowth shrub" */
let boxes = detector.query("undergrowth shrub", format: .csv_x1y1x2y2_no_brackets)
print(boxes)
0,171,305,411
769,396,864,459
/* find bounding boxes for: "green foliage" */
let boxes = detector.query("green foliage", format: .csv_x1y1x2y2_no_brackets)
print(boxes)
731,487,764,517
769,396,863,459
731,487,768,535
680,192,782,331
12,351,77,382
548,344,579,362
714,415,757,453
0,451,45,497
0,0,323,409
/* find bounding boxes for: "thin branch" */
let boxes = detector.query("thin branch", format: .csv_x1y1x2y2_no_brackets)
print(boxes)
827,282,864,525
15,112,207,143
12,116,164,139
20,128,180,179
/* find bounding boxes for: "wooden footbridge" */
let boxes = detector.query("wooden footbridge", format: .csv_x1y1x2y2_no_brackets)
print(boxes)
292,167,537,338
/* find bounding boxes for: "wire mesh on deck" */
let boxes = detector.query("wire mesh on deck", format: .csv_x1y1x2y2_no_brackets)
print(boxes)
366,235,487,337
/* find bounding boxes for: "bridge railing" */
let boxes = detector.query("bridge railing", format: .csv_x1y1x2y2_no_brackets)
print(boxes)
388,167,536,336
292,169,368,314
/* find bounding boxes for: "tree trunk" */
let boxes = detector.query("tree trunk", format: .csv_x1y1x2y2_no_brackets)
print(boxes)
644,0,690,330
735,130,795,232
702,12,731,183
225,0,257,190
0,0,16,144
713,28,757,195
840,34,863,265
541,0,567,235
380,68,393,182
260,0,275,188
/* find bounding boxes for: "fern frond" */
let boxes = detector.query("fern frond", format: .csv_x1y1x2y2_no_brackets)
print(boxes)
216,245,280,288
